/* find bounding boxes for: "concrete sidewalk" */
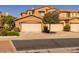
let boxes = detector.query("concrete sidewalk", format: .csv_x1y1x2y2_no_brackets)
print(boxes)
19,32,79,40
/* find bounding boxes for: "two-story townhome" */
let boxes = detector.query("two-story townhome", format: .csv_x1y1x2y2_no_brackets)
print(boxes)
15,6,59,32
15,6,79,32
59,10,79,31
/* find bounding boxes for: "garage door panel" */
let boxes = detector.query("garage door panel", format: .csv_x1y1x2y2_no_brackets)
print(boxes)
21,24,41,32
51,24,63,31
70,24,79,32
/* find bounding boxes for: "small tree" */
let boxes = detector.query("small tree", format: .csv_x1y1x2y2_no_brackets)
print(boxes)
43,11,60,32
3,15,15,31
0,16,6,27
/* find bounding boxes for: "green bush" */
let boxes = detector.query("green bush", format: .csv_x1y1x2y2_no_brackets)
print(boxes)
0,27,19,36
42,26,49,33
7,31,19,36
64,24,70,31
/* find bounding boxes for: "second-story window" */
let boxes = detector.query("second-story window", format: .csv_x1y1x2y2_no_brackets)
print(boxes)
39,11,45,16
28,12,32,15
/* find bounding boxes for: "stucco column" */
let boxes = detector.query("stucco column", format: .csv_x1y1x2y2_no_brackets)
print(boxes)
63,21,65,26
41,23,45,31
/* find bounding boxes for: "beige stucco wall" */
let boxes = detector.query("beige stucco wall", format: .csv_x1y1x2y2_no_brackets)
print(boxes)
21,13,27,17
70,13,79,18
59,13,68,18
21,6,57,18
34,7,56,18
59,12,79,19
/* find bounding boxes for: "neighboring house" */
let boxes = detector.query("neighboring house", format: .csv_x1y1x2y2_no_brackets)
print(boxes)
15,6,79,32
59,10,79,32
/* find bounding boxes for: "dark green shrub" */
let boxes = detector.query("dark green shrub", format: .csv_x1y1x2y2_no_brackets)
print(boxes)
64,24,70,31
42,26,49,33
7,31,19,36
14,27,20,32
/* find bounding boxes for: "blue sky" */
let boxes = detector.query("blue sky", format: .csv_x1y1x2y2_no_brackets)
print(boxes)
1,5,79,17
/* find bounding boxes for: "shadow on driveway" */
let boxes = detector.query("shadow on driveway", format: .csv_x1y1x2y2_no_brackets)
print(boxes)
12,38,79,51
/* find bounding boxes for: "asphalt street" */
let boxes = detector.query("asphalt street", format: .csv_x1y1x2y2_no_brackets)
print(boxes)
12,38,79,52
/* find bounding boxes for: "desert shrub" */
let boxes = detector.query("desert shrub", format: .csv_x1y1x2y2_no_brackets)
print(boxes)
64,24,70,31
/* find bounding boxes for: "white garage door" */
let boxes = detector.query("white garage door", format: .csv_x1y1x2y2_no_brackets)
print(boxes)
51,24,63,32
70,24,79,32
46,24,63,32
21,24,41,32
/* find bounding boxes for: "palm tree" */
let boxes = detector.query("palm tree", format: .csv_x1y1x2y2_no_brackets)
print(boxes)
43,11,60,32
